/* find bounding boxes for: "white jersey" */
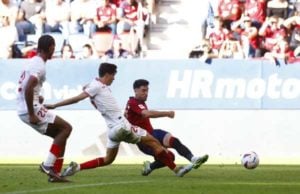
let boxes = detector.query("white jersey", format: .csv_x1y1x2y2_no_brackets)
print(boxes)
84,78,124,128
16,56,46,115
85,78,147,148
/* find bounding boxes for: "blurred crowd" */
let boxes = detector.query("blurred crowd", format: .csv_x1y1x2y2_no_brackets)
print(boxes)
189,0,300,64
0,0,152,59
1,0,300,62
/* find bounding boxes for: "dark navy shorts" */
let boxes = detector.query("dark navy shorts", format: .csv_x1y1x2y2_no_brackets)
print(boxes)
137,129,169,156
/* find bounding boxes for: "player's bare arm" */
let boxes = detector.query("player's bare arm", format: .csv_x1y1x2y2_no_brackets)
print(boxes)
141,110,175,119
45,92,90,109
25,75,40,124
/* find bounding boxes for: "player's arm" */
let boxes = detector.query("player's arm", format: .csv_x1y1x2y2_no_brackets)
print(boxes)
141,110,175,119
25,75,39,124
47,92,89,109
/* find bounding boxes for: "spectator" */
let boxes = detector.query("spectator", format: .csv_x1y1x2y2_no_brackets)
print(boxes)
44,0,70,37
22,43,38,58
0,13,18,59
258,16,287,55
188,39,217,64
264,38,294,65
19,0,46,36
231,15,259,57
283,14,300,56
0,0,18,25
292,29,300,56
218,0,242,30
93,0,117,35
60,43,75,59
116,0,139,35
110,0,122,7
208,17,229,55
103,37,131,59
244,0,267,29
267,0,289,19
219,39,244,59
288,0,300,17
76,43,98,59
117,0,148,56
15,8,35,41
70,0,97,37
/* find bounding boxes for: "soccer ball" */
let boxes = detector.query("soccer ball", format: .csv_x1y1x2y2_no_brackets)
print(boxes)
241,151,259,169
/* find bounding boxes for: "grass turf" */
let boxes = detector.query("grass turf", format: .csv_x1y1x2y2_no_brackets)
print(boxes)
0,164,299,194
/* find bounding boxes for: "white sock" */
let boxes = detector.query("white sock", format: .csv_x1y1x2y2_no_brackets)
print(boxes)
44,152,57,167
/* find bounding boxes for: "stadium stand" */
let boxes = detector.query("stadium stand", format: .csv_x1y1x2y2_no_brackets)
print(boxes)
2,0,300,61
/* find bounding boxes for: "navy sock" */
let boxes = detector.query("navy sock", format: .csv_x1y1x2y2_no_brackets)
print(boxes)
170,137,193,161
150,160,165,170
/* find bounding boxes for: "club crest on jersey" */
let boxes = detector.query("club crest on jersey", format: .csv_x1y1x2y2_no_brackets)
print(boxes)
138,104,145,109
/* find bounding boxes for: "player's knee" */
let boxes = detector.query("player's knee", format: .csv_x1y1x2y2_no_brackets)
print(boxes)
162,133,173,147
62,123,72,137
104,156,115,165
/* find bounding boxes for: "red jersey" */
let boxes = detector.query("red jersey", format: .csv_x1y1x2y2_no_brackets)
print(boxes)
96,3,116,22
209,28,228,50
241,28,259,49
125,97,153,134
110,0,122,7
245,0,266,24
120,1,138,21
263,27,286,51
218,0,241,21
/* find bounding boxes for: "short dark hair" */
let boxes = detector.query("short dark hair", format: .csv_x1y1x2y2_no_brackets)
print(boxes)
133,79,149,89
98,62,117,77
37,35,55,53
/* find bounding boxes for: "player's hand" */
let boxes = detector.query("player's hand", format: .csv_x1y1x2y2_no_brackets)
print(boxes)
38,96,44,104
97,21,104,28
44,104,56,109
29,114,40,124
168,111,175,118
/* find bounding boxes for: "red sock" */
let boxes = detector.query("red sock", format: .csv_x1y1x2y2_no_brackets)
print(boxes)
53,158,64,174
50,144,61,157
155,150,176,170
80,158,104,170
168,151,175,161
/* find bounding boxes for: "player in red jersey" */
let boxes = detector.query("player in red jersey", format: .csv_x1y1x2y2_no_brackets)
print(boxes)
125,79,209,176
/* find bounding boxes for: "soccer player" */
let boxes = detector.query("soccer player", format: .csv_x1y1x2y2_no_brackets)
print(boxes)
16,35,72,183
125,79,209,176
45,62,192,178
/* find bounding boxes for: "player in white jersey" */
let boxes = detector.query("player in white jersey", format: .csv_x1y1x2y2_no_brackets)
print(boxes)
16,35,72,183
45,62,193,178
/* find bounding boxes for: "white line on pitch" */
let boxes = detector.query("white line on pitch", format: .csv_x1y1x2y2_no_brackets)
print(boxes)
1,180,151,194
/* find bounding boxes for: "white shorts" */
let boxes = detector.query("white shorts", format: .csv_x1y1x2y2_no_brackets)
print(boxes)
18,105,56,134
107,119,147,148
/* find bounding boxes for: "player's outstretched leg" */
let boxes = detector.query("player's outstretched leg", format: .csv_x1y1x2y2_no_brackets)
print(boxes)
191,154,209,169
61,161,79,177
168,136,209,169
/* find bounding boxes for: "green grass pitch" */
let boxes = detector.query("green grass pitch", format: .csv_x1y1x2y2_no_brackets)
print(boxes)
0,164,299,194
